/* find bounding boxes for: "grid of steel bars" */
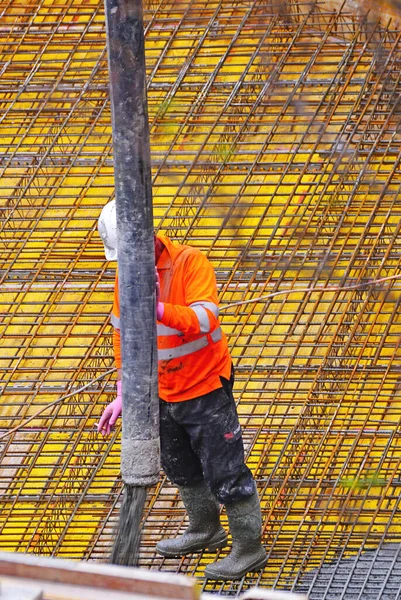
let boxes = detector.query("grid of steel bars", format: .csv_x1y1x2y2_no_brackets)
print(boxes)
0,0,401,597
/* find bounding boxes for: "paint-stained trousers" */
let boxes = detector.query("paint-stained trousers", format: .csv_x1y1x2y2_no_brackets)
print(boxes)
159,369,255,504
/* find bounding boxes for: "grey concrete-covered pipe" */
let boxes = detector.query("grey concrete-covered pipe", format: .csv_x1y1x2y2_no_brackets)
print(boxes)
104,0,160,487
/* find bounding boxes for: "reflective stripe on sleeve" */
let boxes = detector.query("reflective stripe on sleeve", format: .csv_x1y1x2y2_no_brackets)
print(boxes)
190,301,219,318
190,305,210,334
158,326,223,361
111,313,120,329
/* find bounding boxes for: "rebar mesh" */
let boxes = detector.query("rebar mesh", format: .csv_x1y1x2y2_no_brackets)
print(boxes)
1,0,401,598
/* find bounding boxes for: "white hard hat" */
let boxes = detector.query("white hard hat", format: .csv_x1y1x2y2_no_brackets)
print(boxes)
98,200,117,261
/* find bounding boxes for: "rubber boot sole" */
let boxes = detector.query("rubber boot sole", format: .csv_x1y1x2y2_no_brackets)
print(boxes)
204,552,268,580
156,529,228,558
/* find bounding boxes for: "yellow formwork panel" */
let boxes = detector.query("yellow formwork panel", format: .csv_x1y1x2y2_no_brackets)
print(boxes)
1,0,401,596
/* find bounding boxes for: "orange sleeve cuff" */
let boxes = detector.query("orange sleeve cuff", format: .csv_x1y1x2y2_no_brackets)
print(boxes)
113,328,122,369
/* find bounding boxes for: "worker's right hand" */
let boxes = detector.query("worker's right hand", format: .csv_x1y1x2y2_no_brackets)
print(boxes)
97,380,122,436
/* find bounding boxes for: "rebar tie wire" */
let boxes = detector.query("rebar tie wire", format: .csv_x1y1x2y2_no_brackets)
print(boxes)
1,272,399,442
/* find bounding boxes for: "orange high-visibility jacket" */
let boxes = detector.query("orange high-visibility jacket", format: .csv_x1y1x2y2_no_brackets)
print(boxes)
111,235,232,402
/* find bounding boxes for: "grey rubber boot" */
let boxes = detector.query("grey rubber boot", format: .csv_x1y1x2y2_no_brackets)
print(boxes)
156,481,228,557
204,492,267,580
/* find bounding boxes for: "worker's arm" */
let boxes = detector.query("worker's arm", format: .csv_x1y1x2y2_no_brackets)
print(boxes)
159,251,220,336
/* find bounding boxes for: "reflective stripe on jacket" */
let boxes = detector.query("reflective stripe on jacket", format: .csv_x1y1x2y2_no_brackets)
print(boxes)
111,235,232,402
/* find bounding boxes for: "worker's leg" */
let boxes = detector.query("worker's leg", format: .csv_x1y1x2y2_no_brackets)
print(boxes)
159,396,204,487
177,376,255,504
155,399,227,557
177,377,267,580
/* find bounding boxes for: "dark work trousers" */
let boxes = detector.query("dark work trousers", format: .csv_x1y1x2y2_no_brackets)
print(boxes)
159,371,255,504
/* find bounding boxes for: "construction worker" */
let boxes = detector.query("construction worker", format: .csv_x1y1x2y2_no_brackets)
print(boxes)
97,200,267,580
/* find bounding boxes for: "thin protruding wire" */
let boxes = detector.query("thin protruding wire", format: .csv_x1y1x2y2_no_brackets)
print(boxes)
220,273,401,311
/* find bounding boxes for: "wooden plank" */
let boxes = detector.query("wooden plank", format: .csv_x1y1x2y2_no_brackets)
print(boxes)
0,577,161,600
0,553,198,600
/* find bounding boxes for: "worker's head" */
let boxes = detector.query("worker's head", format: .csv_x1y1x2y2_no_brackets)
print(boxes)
98,200,164,263
98,200,117,261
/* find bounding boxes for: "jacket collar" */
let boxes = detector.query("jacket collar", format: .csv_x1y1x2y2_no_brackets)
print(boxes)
156,234,187,265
